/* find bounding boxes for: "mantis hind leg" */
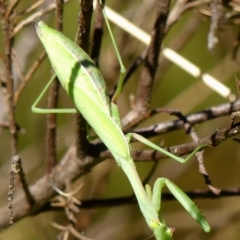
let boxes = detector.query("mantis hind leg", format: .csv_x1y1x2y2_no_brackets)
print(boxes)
126,132,206,164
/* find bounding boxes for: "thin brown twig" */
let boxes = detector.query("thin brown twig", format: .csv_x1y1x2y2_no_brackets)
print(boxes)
48,187,240,210
16,0,44,21
1,1,18,224
208,0,219,51
46,0,64,172
69,225,94,240
13,0,73,36
38,186,240,214
0,122,25,133
166,0,210,32
0,0,33,225
77,0,93,53
135,0,170,113
11,49,25,83
232,28,240,60
14,51,46,104
166,0,188,33
0,1,17,153
52,182,82,224
183,0,210,12
74,0,93,160
131,99,240,138
90,0,105,66
52,222,95,240
5,0,20,19
10,156,35,205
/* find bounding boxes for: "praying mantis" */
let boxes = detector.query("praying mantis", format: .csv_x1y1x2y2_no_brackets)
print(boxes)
32,2,211,239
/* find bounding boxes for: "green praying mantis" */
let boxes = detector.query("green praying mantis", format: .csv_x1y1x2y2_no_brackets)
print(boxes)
32,3,211,239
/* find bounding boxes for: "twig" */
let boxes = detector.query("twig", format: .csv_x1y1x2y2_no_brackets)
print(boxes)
0,122,25,133
14,51,46,103
166,0,188,33
11,49,25,83
47,187,240,210
13,0,73,36
16,0,44,20
52,222,95,240
77,0,93,53
228,77,240,131
74,0,93,160
8,156,35,224
52,183,82,224
134,0,170,112
90,0,105,66
5,0,20,19
0,0,33,224
45,0,64,173
15,185,240,215
232,28,240,60
131,99,240,138
208,0,219,51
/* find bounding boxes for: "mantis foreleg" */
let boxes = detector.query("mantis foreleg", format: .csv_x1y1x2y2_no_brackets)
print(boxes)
151,178,210,232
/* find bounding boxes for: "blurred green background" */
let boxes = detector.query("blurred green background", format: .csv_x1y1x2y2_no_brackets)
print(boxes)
1,0,240,239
